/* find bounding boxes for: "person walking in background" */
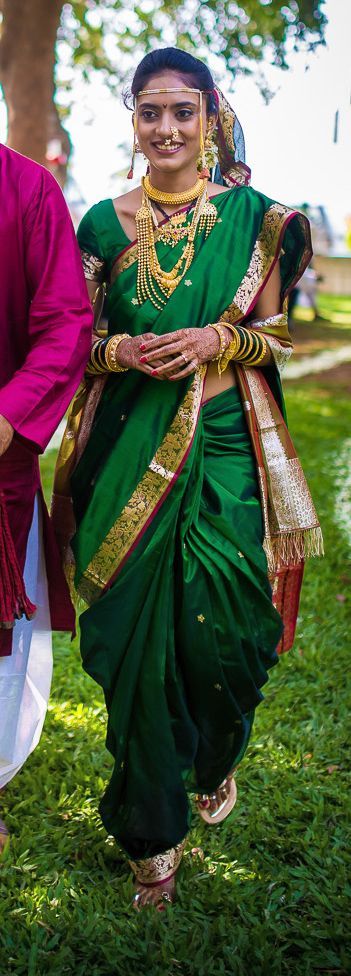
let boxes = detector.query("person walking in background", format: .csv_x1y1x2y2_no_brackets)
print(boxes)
0,144,93,850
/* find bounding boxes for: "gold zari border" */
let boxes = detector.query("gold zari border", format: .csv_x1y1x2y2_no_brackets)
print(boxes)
129,840,186,884
81,250,106,282
77,367,206,604
221,204,293,326
243,368,323,570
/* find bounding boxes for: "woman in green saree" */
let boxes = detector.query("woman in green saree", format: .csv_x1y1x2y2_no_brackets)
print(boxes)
54,47,322,909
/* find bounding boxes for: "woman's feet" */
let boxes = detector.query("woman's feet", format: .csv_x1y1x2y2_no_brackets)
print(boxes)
196,773,237,824
129,839,185,912
132,873,176,911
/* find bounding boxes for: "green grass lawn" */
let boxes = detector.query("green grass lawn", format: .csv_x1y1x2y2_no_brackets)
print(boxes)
294,293,351,326
1,377,350,976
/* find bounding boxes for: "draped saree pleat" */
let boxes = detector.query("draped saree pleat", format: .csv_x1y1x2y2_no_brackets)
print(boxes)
79,386,282,859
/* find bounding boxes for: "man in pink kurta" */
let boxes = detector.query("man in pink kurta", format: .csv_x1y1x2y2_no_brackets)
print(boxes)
0,145,93,847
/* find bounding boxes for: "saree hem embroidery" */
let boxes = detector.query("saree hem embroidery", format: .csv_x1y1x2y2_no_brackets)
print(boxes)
129,840,186,883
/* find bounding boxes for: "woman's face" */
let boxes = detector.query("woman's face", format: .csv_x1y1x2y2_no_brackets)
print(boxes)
135,70,213,176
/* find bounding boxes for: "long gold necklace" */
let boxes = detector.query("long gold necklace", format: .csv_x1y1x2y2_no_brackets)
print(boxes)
143,174,204,206
135,179,218,309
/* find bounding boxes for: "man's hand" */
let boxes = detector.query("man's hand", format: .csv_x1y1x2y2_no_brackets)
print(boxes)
0,415,14,457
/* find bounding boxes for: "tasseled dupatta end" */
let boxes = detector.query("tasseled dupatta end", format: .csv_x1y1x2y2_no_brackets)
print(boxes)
263,525,324,575
265,527,324,654
0,491,36,629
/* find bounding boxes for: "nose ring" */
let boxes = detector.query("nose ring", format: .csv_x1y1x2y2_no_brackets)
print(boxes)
171,126,179,141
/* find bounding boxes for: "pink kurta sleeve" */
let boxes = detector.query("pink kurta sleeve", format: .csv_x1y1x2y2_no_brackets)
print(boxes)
0,169,93,452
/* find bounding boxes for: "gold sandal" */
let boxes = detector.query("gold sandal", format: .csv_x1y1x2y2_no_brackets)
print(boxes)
196,773,237,824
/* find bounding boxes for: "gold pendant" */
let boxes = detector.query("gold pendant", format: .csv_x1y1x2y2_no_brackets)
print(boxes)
169,212,187,227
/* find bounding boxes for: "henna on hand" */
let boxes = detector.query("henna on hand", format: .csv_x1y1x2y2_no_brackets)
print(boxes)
138,325,232,380
114,333,167,378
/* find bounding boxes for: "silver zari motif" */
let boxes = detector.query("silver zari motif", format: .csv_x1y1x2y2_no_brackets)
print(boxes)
80,250,105,282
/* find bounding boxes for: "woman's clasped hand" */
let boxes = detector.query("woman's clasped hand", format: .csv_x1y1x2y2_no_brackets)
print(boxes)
117,326,232,380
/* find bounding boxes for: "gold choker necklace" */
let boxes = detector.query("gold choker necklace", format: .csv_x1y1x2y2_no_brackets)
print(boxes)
143,175,204,206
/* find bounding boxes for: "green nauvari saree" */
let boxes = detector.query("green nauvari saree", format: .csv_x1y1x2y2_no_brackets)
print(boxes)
54,185,322,860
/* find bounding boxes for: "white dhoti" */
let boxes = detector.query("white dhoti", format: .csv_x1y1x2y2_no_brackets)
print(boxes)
0,495,53,788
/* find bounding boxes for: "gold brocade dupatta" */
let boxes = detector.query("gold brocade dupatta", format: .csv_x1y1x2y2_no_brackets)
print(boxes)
235,364,323,652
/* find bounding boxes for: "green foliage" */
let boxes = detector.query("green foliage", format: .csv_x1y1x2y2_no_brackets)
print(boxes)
58,0,326,97
0,362,350,975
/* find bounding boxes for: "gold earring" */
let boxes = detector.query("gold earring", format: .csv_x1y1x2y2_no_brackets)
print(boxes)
204,125,218,170
127,115,140,180
198,92,210,179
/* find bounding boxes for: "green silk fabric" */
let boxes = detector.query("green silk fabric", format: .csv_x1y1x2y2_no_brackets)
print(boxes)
73,187,304,858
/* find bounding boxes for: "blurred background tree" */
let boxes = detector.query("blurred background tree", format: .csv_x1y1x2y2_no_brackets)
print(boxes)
0,0,326,185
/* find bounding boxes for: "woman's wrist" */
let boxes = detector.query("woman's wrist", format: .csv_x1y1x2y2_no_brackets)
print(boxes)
86,334,131,375
218,326,269,374
205,323,232,362
105,334,130,372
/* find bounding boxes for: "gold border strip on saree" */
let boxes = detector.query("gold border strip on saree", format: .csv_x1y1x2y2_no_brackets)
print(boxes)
129,840,186,885
236,366,323,573
221,204,311,327
77,366,206,605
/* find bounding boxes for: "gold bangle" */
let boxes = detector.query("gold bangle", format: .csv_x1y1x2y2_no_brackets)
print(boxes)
235,329,254,361
88,340,106,374
244,335,268,366
96,340,107,371
220,321,237,336
105,333,131,373
218,320,238,339
207,323,229,363
218,329,241,375
242,331,259,363
234,326,248,357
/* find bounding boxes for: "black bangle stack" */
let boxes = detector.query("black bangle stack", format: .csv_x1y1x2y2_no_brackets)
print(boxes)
86,338,110,375
218,324,268,373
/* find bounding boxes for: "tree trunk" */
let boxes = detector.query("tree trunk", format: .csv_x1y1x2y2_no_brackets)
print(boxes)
0,0,70,186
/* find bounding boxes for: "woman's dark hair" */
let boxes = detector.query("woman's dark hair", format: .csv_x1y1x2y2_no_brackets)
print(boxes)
125,47,217,115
